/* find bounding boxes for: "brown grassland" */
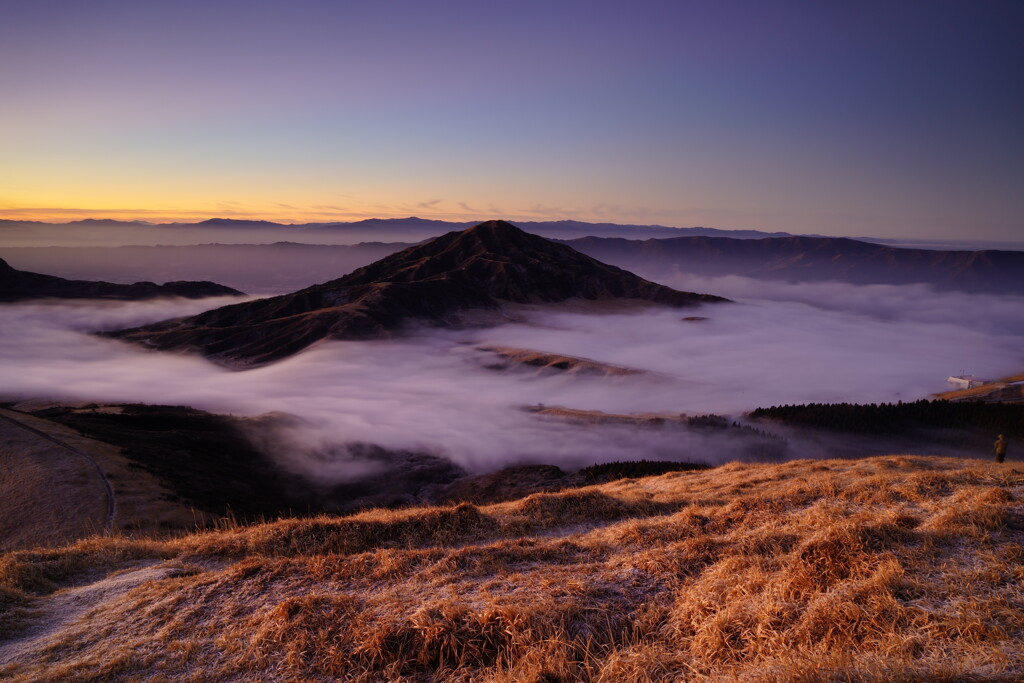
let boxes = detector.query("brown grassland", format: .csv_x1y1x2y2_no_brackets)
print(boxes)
0,407,207,553
1,455,1022,681
0,412,110,554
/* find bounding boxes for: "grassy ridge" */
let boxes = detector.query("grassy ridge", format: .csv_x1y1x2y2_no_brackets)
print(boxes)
1,455,1022,681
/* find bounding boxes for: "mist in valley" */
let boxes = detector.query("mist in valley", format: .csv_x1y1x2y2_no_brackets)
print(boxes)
1,275,1019,481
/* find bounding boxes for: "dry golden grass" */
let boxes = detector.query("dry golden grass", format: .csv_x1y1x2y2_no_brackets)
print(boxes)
0,410,111,553
1,455,1022,681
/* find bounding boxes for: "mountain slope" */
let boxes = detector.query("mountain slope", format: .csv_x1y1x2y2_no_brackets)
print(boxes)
567,235,1024,294
109,220,727,368
0,258,242,302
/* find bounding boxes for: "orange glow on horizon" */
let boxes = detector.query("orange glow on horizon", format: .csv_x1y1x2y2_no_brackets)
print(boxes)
0,204,495,226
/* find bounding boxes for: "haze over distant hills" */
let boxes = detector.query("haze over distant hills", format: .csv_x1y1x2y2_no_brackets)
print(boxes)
3,231,1023,297
0,215,791,240
566,235,1024,296
109,221,726,367
3,215,1023,252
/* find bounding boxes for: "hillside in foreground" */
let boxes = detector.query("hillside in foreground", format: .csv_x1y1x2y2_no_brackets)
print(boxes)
1,455,1022,681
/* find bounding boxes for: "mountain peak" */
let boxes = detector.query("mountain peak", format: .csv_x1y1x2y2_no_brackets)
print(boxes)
110,221,728,368
460,218,521,235
450,219,538,248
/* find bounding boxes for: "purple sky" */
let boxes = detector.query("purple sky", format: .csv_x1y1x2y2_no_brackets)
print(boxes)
1,0,1022,240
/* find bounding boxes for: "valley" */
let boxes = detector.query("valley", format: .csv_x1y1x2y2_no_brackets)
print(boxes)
1,218,1021,681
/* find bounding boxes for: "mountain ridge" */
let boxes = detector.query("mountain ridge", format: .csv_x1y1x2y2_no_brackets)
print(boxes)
0,257,243,302
566,234,1024,294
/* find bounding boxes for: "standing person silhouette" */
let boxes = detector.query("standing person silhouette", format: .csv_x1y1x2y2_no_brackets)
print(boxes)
994,434,1007,463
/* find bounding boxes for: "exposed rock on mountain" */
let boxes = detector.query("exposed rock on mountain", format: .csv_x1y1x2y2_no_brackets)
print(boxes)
0,257,242,302
109,220,727,367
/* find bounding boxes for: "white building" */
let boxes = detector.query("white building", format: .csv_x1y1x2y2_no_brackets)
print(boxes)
947,374,987,389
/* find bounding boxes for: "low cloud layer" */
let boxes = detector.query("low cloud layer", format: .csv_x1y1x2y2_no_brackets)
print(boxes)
0,279,1020,478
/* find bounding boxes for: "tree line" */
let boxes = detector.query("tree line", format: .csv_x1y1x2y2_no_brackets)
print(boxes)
750,400,1024,438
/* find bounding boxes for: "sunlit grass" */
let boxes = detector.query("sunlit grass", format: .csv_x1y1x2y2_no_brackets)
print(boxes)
1,455,1022,681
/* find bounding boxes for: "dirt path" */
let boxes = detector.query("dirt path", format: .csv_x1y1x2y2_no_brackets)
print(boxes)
0,562,174,668
0,410,117,552
0,411,116,533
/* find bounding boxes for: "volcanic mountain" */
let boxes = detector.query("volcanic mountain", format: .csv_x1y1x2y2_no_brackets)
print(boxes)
0,257,242,302
109,220,728,368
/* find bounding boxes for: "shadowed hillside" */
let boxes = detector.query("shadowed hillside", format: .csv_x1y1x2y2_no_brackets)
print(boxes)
17,404,467,520
0,257,242,302
0,242,406,295
1,455,1021,680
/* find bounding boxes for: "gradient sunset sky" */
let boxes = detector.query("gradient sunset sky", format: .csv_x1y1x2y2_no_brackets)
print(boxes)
2,0,1022,240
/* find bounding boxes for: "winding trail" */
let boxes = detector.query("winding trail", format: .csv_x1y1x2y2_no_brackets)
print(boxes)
0,411,116,533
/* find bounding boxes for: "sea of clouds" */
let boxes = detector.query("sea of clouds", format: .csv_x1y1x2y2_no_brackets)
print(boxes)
2,275,1021,477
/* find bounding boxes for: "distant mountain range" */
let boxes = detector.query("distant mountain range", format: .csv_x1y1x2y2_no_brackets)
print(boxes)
307,217,791,240
109,220,726,368
5,231,1022,297
0,216,793,241
3,218,1022,296
565,235,1024,295
0,257,242,302
4,215,1021,252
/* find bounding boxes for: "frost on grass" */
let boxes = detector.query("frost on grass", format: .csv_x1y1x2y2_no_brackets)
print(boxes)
0,455,1022,682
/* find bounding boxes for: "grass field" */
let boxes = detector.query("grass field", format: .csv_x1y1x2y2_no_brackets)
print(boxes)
0,411,109,553
0,408,207,553
0,454,1022,681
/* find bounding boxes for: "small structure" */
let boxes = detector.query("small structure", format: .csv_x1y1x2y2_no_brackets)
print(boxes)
947,374,987,390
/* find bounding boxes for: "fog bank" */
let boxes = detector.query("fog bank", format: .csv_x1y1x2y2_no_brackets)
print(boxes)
0,278,1019,477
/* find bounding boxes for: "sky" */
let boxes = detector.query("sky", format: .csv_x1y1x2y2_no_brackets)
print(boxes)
1,0,1022,241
